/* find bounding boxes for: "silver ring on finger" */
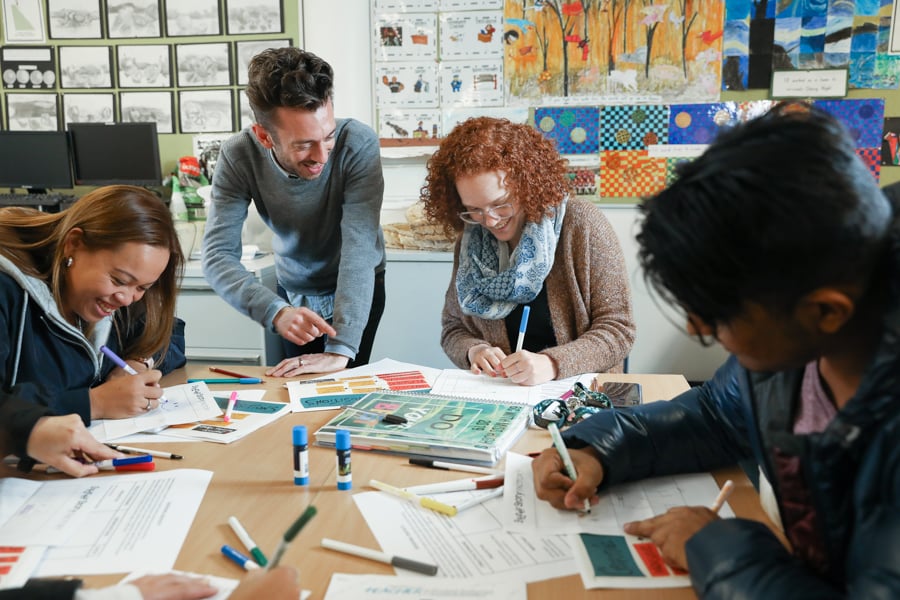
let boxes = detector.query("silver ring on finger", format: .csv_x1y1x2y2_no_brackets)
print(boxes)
144,399,152,411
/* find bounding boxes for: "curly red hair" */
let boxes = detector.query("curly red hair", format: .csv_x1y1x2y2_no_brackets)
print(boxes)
420,117,571,238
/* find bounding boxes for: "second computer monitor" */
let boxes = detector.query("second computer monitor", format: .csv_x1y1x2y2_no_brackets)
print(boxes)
68,122,163,187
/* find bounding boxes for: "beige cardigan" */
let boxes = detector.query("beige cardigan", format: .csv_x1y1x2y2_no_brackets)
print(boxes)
441,198,636,378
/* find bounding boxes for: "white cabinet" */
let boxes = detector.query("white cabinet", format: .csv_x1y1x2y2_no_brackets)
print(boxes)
177,255,284,365
371,250,455,369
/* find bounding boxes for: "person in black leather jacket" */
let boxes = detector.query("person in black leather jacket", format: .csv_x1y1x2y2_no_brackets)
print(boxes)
0,186,186,427
532,103,900,598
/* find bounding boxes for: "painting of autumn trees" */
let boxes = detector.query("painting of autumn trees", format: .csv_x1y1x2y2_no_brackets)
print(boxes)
504,0,725,103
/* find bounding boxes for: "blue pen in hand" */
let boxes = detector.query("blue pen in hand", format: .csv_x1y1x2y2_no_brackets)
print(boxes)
515,306,531,353
100,345,168,405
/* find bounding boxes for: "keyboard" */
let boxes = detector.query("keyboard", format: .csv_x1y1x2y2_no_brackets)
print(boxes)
0,192,79,209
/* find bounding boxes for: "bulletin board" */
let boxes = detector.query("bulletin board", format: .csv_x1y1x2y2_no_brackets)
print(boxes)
0,0,300,179
371,0,900,202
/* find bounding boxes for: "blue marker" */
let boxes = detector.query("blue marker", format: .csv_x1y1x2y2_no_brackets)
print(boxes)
293,425,309,486
111,454,153,466
514,305,531,353
221,544,260,570
335,429,352,490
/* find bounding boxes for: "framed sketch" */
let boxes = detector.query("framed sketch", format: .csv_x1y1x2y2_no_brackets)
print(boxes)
120,90,174,133
47,0,102,39
6,93,59,130
225,0,283,35
59,46,112,88
62,92,114,128
1,46,56,89
235,39,290,85
175,42,232,87
106,0,160,38
117,45,171,88
179,89,234,133
2,0,46,42
166,0,220,36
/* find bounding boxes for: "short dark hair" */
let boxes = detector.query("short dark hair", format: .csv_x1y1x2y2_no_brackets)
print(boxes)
637,103,893,328
245,47,334,129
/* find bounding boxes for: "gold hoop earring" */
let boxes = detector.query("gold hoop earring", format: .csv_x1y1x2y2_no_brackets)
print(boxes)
65,256,73,268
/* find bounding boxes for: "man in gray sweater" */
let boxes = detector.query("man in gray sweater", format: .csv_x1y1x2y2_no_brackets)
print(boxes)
202,48,386,376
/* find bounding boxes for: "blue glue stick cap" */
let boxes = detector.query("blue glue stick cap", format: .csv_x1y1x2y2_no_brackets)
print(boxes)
336,429,351,450
293,425,308,446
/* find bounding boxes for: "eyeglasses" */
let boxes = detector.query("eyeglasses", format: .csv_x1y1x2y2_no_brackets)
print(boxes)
458,202,517,225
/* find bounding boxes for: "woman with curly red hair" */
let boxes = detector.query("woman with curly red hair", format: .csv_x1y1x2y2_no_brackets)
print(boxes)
421,117,635,385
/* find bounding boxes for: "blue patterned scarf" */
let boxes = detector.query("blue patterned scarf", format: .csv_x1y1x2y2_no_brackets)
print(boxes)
456,198,567,319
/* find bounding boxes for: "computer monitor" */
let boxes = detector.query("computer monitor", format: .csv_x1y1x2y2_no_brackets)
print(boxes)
0,131,73,193
68,122,163,186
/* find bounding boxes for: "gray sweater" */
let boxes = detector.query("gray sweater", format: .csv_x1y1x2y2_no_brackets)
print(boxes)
202,119,386,358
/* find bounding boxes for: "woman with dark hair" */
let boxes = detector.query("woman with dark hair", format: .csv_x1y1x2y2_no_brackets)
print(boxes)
0,185,186,429
421,117,635,386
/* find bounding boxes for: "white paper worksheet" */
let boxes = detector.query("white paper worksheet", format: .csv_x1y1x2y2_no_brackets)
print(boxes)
88,382,223,442
353,488,577,582
503,452,735,535
0,469,213,576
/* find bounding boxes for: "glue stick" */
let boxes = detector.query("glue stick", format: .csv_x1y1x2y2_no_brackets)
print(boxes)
293,425,309,486
335,429,352,490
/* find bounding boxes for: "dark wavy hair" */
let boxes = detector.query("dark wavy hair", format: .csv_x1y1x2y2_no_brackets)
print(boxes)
0,185,184,362
637,102,893,333
420,117,571,238
245,47,334,129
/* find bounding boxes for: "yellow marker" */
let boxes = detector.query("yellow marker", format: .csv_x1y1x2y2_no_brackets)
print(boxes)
369,479,458,517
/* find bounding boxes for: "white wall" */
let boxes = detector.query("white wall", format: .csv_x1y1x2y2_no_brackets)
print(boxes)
300,1,729,381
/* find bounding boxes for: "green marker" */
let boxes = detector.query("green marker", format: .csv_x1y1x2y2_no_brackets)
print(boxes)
267,505,317,569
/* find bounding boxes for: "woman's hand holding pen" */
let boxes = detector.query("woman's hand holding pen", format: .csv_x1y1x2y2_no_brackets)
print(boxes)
501,351,557,386
532,445,602,511
90,370,165,418
27,414,121,478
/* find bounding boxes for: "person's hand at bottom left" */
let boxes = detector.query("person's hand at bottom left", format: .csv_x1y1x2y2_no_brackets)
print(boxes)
127,573,217,600
27,414,120,478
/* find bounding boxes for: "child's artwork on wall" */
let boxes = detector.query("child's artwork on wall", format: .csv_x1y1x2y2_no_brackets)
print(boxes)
503,0,725,105
722,0,900,91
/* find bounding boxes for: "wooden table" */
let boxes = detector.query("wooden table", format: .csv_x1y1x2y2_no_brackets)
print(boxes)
50,366,776,598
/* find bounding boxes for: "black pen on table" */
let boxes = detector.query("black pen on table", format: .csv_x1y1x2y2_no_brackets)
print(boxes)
105,443,183,460
267,505,317,570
